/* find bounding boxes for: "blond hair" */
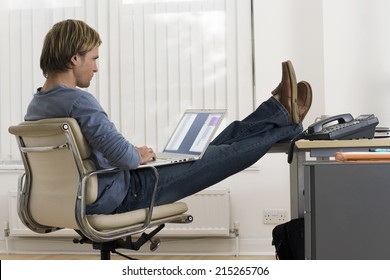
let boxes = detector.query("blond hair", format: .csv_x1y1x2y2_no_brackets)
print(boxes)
40,19,102,77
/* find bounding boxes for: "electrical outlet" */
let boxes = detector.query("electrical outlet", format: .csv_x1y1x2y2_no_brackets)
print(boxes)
263,209,288,224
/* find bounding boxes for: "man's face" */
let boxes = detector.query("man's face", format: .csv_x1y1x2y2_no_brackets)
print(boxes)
73,46,99,88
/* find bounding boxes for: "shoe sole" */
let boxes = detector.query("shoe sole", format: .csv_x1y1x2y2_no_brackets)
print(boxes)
286,60,299,124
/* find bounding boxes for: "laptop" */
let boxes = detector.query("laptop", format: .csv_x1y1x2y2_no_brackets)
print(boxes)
140,109,225,168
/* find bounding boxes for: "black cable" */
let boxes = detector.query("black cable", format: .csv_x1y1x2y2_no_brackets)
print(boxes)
287,130,308,164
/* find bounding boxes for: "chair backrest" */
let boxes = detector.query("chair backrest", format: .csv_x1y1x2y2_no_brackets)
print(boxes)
8,118,97,231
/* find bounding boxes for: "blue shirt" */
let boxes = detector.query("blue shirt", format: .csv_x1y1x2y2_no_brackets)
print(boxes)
25,84,141,214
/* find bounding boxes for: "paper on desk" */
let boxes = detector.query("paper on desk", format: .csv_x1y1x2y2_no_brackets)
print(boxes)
335,152,390,162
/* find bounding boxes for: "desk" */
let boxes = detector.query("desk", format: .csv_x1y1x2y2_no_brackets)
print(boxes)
289,138,390,219
270,139,390,259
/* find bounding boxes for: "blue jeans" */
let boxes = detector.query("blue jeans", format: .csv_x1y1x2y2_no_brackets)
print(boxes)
115,97,302,213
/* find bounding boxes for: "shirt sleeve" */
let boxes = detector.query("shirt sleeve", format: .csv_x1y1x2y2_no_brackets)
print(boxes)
70,93,141,170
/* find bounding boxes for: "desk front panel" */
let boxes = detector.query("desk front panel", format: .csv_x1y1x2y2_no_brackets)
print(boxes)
304,162,390,260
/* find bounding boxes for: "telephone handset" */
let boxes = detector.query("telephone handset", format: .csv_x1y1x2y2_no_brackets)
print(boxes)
287,113,379,163
308,114,354,134
305,113,378,140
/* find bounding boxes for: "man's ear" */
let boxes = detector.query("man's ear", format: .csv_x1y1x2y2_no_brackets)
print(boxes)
70,54,79,66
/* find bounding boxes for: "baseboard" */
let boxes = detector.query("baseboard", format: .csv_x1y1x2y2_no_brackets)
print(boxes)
0,237,275,257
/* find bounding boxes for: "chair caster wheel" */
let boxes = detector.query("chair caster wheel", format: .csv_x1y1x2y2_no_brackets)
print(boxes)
150,237,161,251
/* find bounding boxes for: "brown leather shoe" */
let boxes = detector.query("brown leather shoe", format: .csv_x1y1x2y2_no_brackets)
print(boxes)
297,81,312,122
272,60,299,124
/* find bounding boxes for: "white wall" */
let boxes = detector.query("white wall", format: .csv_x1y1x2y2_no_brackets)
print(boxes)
323,0,390,126
253,0,324,126
1,0,389,257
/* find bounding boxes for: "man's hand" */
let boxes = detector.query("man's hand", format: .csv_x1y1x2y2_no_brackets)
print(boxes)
137,146,157,165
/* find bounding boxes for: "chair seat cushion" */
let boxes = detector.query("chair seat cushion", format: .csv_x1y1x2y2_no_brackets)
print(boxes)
87,202,188,231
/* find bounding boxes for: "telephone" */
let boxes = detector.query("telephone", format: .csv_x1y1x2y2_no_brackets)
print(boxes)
287,113,379,163
305,113,379,140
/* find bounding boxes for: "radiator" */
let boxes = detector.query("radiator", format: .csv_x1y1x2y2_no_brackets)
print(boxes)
161,188,231,237
8,188,231,238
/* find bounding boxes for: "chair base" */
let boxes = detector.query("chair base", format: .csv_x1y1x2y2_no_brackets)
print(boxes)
73,224,165,260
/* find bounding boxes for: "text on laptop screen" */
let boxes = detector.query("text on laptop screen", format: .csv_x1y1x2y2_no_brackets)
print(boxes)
164,112,224,155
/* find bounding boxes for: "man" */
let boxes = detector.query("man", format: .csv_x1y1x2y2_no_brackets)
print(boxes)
25,19,312,214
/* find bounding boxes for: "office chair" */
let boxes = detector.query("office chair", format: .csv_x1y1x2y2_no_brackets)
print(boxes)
8,118,193,260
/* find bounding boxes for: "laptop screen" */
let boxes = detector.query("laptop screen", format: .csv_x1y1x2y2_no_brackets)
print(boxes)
164,110,225,155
